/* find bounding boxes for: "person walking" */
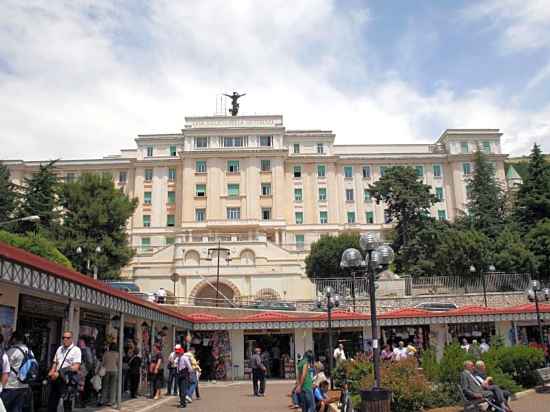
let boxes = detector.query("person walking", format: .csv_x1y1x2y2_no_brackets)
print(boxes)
185,347,201,402
0,335,10,412
148,344,164,400
47,331,82,412
176,346,191,408
1,332,29,412
101,343,119,406
296,350,314,412
166,345,179,396
333,344,346,365
251,347,266,397
127,348,142,398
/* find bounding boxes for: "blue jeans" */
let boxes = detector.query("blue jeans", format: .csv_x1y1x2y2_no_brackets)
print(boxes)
291,390,301,406
301,389,315,412
167,367,178,395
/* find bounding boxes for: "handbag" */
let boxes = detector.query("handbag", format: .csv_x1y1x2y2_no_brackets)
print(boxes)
98,366,106,377
91,374,102,392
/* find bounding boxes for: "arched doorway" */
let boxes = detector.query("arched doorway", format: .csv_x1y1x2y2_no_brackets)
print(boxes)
190,279,240,307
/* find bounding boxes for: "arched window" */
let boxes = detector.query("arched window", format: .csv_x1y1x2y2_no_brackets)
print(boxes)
240,249,255,265
184,250,200,266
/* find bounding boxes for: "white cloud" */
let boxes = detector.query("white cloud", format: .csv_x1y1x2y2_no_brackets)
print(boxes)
0,0,549,162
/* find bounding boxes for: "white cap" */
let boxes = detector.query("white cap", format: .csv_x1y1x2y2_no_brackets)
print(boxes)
174,344,182,350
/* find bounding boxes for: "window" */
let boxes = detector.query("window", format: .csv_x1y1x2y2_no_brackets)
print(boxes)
223,136,245,147
296,234,305,249
194,137,208,148
260,159,271,172
261,183,272,196
293,143,300,154
141,237,151,251
227,160,240,173
320,211,328,224
146,146,154,157
317,164,326,178
227,184,240,197
170,145,177,156
262,208,271,220
346,189,354,202
144,192,152,205
384,210,392,224
461,142,469,154
259,136,272,147
295,212,303,224
317,143,324,154
380,166,387,177
294,188,303,202
435,187,444,201
482,141,491,153
167,214,175,227
362,165,371,178
196,184,206,197
465,185,472,199
293,166,302,178
364,189,371,202
143,215,151,227
344,166,353,178
437,210,447,221
144,169,153,182
167,191,176,204
168,167,177,181
433,164,442,178
347,212,356,224
227,207,241,220
65,173,75,183
118,171,127,183
366,211,374,224
196,160,207,173
318,187,327,201
195,208,205,222
415,165,424,177
165,237,176,245
462,162,471,175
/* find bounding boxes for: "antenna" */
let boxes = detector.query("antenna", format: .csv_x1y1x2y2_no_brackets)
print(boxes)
215,94,228,116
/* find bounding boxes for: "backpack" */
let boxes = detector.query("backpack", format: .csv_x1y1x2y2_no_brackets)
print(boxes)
11,346,39,384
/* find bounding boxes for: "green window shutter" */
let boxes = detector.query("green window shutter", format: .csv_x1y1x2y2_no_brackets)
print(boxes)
437,210,447,221
144,192,152,204
415,165,424,177
366,211,374,224
167,214,175,226
228,184,240,197
347,212,356,224
295,212,303,224
433,164,442,177
435,187,444,201
318,188,327,201
344,166,353,178
364,189,371,201
317,165,326,177
143,215,151,227
168,191,176,204
320,211,328,224
170,145,177,156
294,188,303,201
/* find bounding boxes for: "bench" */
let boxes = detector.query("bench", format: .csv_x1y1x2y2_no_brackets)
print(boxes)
536,367,550,393
456,384,486,412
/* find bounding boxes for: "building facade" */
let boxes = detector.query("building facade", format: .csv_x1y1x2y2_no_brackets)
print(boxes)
5,115,508,303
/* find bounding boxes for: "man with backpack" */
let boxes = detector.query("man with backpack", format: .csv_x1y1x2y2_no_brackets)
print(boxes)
1,331,35,412
0,334,11,412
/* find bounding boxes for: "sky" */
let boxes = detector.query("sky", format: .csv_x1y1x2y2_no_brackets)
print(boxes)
1,0,550,161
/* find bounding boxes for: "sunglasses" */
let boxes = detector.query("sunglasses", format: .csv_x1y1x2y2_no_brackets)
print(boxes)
63,336,72,339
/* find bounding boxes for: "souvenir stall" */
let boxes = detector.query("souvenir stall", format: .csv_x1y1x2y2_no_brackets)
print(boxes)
243,331,294,379
448,321,496,344
190,331,232,381
380,325,430,350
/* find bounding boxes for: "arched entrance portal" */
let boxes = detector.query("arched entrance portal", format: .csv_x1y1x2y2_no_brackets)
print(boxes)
190,279,241,307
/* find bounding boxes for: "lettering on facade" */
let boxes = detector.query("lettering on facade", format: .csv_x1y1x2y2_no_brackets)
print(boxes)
188,118,280,128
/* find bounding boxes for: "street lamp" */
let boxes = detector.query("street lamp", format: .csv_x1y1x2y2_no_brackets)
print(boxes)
170,272,180,302
0,215,40,227
527,280,550,354
76,245,102,279
340,233,395,391
207,240,231,307
316,286,340,389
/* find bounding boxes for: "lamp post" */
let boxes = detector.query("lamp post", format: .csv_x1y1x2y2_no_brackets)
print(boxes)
340,233,395,391
527,280,550,354
170,272,180,303
316,286,340,389
76,245,102,279
0,215,40,227
208,240,231,307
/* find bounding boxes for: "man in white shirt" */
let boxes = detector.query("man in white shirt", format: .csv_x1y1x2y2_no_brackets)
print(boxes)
1,331,30,412
480,339,490,354
333,344,346,365
166,345,180,396
156,288,167,304
461,338,470,352
47,331,82,412
0,334,10,412
392,341,408,361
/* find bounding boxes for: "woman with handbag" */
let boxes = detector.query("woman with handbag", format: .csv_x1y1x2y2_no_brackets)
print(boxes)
127,349,142,398
148,344,164,400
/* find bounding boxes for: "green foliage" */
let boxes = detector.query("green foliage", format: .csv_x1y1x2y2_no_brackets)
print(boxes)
482,344,545,388
515,143,550,232
367,166,437,273
0,230,72,268
56,173,138,280
420,347,439,382
526,219,550,280
438,343,472,385
432,228,492,276
0,163,19,223
305,233,360,278
492,226,537,274
460,150,506,238
332,358,373,394
17,160,61,235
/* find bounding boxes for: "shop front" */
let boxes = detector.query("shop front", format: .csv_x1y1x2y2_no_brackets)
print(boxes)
448,321,496,345
380,325,430,350
515,321,550,345
313,327,364,367
189,331,232,381
243,330,294,379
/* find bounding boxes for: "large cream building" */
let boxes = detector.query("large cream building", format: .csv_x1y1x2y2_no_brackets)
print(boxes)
5,115,508,304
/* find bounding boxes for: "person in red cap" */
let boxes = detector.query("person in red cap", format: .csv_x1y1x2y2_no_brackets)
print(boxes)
167,345,181,396
176,346,191,408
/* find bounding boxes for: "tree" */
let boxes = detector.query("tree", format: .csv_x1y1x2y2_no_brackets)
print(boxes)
17,160,61,235
305,233,360,279
492,226,536,274
460,150,506,238
432,228,492,277
0,230,72,268
56,173,138,279
514,144,550,232
368,166,437,273
0,163,19,223
526,219,550,281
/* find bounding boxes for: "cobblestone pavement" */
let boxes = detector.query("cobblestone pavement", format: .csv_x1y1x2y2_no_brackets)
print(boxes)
509,390,550,411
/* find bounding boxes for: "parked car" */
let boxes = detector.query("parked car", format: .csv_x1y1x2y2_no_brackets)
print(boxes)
248,301,297,311
414,302,458,312
103,280,141,293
